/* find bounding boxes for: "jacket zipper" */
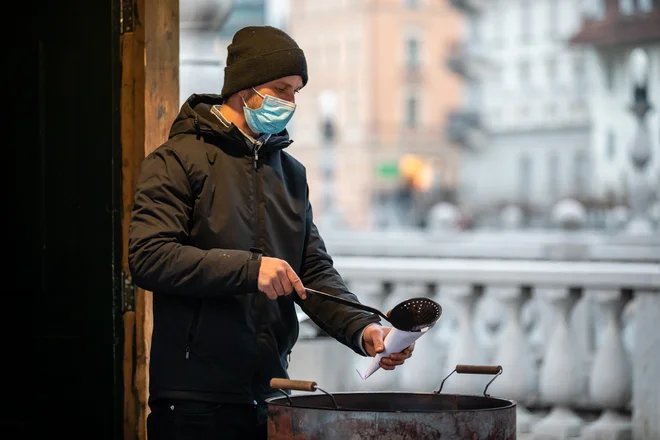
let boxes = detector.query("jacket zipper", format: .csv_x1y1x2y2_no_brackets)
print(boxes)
252,141,262,249
185,303,203,359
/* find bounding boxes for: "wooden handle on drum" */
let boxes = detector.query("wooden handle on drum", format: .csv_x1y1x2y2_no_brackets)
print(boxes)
455,365,502,375
270,378,318,392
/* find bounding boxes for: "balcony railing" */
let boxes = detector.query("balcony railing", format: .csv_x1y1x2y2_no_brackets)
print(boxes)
445,110,487,150
446,41,490,80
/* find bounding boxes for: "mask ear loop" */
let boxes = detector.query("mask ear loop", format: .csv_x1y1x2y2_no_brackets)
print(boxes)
252,87,266,99
244,89,266,111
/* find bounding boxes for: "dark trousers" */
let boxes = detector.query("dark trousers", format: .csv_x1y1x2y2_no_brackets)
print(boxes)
147,400,268,440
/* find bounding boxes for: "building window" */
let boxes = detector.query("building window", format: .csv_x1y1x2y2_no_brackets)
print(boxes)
619,0,635,15
470,15,482,44
466,80,482,110
604,55,615,91
607,130,616,160
519,61,530,90
548,151,559,201
406,37,420,70
521,0,532,41
574,56,587,96
638,0,653,12
519,154,532,200
546,57,557,86
548,0,559,37
406,95,418,128
491,65,502,85
492,1,503,47
573,150,589,196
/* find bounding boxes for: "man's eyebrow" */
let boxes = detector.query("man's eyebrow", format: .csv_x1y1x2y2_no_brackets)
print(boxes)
273,82,302,91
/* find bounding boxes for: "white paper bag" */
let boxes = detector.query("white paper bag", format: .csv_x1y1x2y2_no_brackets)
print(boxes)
357,318,440,380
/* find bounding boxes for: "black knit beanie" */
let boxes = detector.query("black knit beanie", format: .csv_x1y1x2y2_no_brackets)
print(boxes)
221,26,308,99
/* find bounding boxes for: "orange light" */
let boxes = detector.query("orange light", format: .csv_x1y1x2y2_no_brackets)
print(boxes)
398,154,433,192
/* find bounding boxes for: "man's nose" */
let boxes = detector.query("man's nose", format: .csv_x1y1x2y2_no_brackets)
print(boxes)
283,92,296,104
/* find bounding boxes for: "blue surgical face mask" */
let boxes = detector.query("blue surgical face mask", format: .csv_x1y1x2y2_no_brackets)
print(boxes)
243,88,296,135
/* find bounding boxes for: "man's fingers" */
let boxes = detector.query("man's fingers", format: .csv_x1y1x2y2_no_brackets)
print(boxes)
271,278,285,297
264,287,278,300
379,359,396,370
388,352,410,362
388,343,415,362
381,357,405,367
277,268,293,296
286,266,306,299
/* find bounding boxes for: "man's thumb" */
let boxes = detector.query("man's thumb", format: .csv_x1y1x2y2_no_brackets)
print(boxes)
372,328,385,353
287,267,306,300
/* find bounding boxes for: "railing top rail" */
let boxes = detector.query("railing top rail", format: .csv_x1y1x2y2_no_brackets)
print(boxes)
333,256,660,290
323,231,660,263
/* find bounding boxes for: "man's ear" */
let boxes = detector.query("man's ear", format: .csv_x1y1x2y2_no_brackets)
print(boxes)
237,89,249,101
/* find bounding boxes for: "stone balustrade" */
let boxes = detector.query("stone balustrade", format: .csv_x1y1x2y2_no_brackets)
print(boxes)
288,255,660,440
322,229,660,262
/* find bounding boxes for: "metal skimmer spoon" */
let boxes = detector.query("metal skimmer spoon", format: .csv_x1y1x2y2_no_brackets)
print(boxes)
304,288,442,332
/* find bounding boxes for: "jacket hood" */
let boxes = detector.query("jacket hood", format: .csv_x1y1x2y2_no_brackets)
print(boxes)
169,93,293,155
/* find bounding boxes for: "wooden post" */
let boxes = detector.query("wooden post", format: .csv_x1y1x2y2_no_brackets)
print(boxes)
121,0,179,438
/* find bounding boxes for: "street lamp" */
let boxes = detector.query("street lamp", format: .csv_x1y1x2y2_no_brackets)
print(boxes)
625,48,656,234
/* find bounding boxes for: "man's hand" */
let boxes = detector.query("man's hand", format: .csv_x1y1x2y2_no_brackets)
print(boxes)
362,324,415,370
258,257,307,300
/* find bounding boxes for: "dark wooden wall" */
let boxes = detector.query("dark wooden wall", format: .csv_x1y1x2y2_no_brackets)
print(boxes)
7,0,123,437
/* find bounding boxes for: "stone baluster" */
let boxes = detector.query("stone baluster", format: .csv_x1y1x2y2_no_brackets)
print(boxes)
533,287,585,440
569,292,597,406
524,290,555,370
430,284,457,385
620,297,636,359
488,285,538,435
474,286,507,364
632,290,660,440
583,289,633,440
441,283,488,395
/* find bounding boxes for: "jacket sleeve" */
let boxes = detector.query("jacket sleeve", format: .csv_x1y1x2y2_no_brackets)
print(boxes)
128,146,261,296
297,190,381,355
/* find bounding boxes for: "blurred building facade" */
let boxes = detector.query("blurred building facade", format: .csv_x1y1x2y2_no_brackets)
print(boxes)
570,0,660,207
286,0,465,229
450,0,659,228
449,0,594,225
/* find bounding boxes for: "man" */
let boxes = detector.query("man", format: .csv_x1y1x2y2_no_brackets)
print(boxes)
128,25,414,440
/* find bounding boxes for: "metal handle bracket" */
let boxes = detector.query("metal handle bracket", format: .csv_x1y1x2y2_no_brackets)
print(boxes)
435,365,503,397
270,378,339,409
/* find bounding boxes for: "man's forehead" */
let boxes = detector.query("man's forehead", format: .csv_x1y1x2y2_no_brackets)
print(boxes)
267,75,303,89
